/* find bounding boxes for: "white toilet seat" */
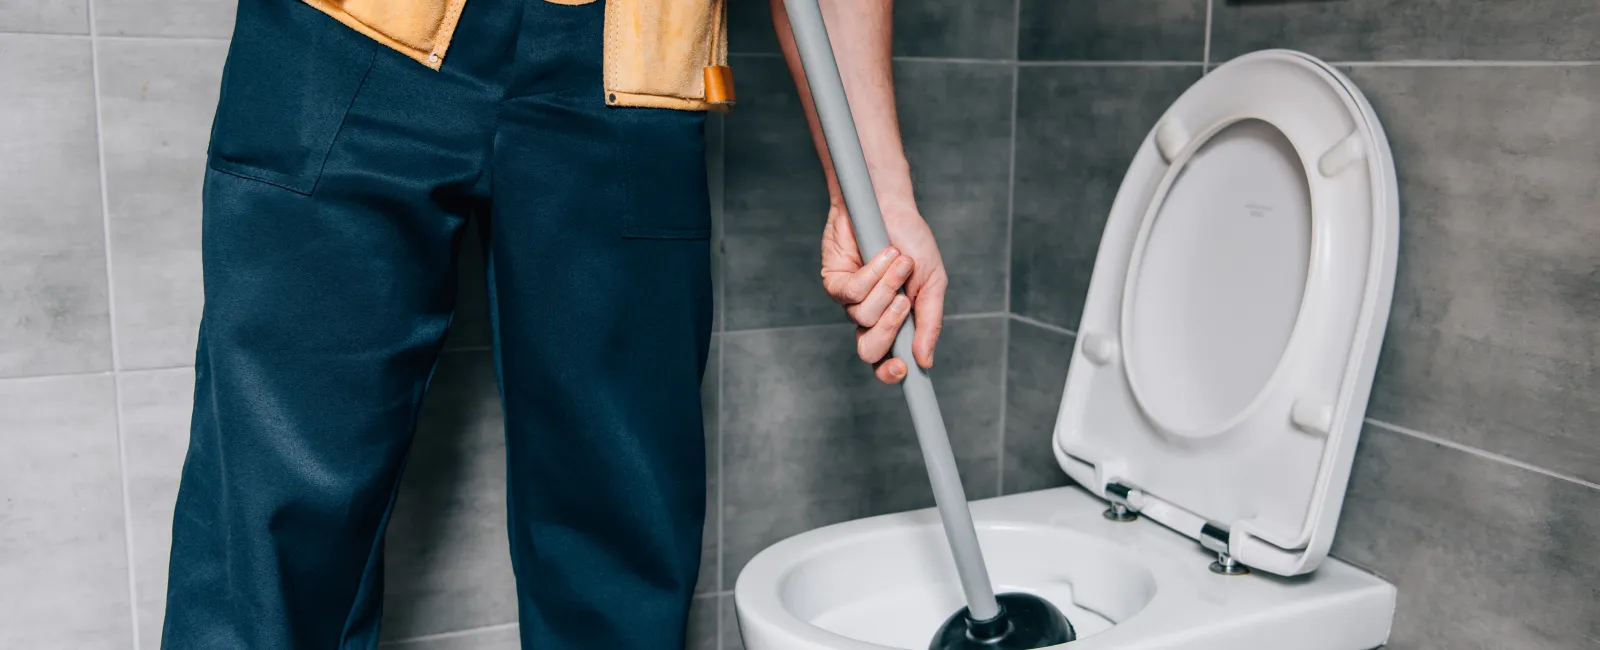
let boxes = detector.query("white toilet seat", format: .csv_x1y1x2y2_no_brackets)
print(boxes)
734,50,1400,650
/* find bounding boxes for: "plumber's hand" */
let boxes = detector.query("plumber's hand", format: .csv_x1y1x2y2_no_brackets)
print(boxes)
821,203,947,385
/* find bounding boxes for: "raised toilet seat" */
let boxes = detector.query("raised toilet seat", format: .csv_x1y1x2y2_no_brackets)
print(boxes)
736,50,1400,650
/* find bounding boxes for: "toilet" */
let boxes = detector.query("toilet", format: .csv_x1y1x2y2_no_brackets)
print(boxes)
735,50,1401,650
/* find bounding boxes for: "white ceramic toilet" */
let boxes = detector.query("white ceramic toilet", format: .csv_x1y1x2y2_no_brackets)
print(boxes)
735,50,1401,650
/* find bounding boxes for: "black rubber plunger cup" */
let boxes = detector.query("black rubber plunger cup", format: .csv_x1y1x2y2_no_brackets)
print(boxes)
778,1,1074,648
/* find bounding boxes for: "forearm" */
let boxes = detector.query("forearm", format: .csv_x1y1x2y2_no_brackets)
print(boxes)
770,0,916,219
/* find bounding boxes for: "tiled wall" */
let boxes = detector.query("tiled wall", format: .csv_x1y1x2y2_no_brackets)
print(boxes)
4,1,1597,650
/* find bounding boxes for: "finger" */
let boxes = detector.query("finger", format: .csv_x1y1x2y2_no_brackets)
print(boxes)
874,357,908,384
824,246,901,305
910,274,946,369
856,294,911,364
844,256,914,327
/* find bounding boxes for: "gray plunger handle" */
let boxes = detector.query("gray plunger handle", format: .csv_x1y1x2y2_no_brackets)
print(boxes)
781,0,1001,622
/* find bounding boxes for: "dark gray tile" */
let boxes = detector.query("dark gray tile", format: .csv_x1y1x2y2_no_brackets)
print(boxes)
0,374,131,648
94,0,236,38
730,0,1017,59
0,0,87,34
725,57,1014,329
720,316,1005,588
98,38,226,370
0,34,110,378
379,625,521,650
1346,66,1600,485
892,0,1016,60
1010,65,1198,330
1333,424,1600,649
1018,0,1207,62
119,368,197,650
382,352,517,640
722,594,745,650
688,594,719,650
1002,319,1075,494
444,223,491,351
1212,0,1600,62
700,337,722,594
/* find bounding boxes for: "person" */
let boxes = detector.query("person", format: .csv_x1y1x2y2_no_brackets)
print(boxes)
160,0,947,648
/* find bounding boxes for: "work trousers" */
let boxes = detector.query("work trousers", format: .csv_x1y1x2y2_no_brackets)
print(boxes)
161,0,714,647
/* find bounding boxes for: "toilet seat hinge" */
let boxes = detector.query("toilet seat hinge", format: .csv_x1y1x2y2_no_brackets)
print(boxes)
1201,521,1249,575
1102,481,1140,521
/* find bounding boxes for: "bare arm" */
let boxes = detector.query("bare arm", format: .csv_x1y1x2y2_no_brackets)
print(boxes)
770,0,948,384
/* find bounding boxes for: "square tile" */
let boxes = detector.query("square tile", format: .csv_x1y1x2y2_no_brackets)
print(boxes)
94,0,237,38
379,625,521,650
0,374,131,649
1212,0,1600,62
725,57,1015,329
0,34,110,378
1333,424,1600,649
720,316,1005,588
98,38,227,370
1002,319,1075,495
1010,65,1199,330
119,367,198,650
688,594,720,650
722,593,745,650
1347,66,1600,484
0,0,87,34
1018,0,1207,62
381,351,518,640
891,0,1016,60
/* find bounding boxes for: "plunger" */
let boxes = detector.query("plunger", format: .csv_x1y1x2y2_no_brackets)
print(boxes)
779,2,1075,648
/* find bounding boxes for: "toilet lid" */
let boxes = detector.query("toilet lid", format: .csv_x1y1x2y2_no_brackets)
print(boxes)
1050,50,1399,576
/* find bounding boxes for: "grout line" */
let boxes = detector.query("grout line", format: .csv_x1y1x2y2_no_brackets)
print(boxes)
0,28,91,38
1016,60,1204,68
715,330,726,646
719,313,1008,337
1006,313,1075,338
892,55,1015,66
995,318,1010,497
1365,419,1600,492
998,0,1020,500
96,33,230,43
1202,0,1213,71
87,0,142,646
377,622,519,647
945,311,1008,322
0,369,117,383
1331,60,1600,68
714,105,728,612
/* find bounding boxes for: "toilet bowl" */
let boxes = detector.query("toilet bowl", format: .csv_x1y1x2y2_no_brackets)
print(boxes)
735,49,1401,650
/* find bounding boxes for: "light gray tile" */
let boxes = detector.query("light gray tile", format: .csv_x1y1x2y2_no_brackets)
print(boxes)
381,351,517,640
380,625,521,650
1018,0,1206,62
1333,424,1600,649
119,367,196,650
1212,0,1600,63
722,593,745,650
720,317,1005,588
444,223,491,351
688,594,719,650
0,0,87,34
1002,319,1074,495
0,34,111,378
0,374,132,649
1346,66,1600,484
1010,66,1198,330
725,57,1014,329
98,38,226,370
700,338,722,594
892,0,1016,60
94,0,236,38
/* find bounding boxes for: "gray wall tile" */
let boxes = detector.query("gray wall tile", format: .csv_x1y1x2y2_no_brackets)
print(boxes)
0,0,87,34
720,316,1004,588
1010,65,1198,330
0,374,131,649
1212,0,1600,63
94,0,237,38
119,367,196,650
1018,0,1207,62
1348,66,1600,484
725,56,1015,330
379,625,521,650
722,593,745,650
1334,424,1600,649
729,0,1017,59
728,0,779,56
688,594,719,650
98,38,225,370
382,351,518,640
0,34,111,378
700,337,722,593
1002,319,1075,495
